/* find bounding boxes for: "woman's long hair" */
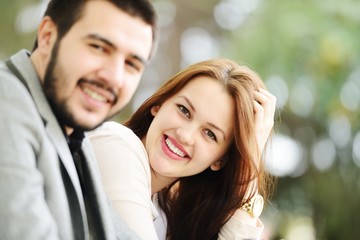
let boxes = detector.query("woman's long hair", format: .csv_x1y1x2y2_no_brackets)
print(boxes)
125,59,273,240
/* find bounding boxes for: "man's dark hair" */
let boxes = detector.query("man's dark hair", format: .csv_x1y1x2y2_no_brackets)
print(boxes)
33,0,158,58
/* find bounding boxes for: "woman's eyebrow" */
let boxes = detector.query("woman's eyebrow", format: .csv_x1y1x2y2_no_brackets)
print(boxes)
180,95,195,113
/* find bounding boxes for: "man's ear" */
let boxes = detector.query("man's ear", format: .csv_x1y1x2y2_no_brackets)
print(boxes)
210,160,224,171
36,16,58,55
150,104,161,116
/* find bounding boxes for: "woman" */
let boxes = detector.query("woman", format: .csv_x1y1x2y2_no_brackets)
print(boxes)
87,58,276,239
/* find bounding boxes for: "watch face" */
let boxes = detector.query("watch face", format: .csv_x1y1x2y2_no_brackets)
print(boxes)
252,195,264,218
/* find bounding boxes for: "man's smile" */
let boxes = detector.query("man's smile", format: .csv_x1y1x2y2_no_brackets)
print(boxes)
79,80,118,105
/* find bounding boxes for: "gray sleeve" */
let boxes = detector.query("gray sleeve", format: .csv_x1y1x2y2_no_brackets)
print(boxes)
0,70,61,240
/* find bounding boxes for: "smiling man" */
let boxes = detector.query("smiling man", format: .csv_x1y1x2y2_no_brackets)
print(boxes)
0,0,157,239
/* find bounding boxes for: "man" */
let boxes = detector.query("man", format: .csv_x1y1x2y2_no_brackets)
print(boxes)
0,0,157,239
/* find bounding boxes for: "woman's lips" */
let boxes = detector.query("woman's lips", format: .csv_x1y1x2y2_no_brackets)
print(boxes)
162,135,190,160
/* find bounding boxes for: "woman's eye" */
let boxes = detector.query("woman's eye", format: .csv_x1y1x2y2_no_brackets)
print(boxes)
204,129,217,141
178,105,190,118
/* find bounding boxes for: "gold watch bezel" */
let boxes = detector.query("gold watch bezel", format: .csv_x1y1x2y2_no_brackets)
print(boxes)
241,194,264,218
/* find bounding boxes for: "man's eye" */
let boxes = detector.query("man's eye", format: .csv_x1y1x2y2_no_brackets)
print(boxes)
204,129,217,141
178,104,190,118
90,44,106,53
125,60,141,72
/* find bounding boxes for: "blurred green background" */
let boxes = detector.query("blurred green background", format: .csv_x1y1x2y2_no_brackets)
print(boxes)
1,0,360,239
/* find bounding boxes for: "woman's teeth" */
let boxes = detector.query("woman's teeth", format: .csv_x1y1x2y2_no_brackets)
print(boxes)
165,137,186,157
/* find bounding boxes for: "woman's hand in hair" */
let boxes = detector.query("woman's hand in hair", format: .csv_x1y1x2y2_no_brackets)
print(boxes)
253,88,276,155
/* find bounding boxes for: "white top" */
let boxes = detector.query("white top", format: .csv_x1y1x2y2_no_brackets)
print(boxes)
87,121,264,240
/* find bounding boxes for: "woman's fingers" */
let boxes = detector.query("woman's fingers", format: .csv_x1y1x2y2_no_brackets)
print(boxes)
253,88,276,153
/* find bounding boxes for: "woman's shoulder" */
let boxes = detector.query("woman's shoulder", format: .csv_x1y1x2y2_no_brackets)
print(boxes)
88,121,147,157
87,121,137,140
93,121,132,134
87,121,149,174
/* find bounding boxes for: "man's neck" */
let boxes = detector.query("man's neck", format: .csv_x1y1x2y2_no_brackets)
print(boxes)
29,49,47,85
65,126,74,136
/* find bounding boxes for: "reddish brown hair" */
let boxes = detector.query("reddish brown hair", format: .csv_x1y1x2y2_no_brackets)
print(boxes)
125,58,272,239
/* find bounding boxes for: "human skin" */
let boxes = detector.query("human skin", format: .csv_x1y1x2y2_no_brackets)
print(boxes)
143,76,235,192
30,1,153,134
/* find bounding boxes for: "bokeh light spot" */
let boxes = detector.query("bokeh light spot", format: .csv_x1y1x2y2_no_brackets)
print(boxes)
340,80,360,111
180,28,220,66
289,80,314,117
352,131,360,168
265,75,289,109
312,138,336,171
328,115,351,148
265,134,303,177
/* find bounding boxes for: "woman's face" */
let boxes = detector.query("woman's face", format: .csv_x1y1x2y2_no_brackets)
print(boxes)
144,76,235,184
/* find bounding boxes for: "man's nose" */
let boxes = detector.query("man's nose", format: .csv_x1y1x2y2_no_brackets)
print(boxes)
100,57,125,89
110,58,126,88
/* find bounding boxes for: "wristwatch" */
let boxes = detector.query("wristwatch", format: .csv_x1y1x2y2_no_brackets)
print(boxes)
240,194,264,218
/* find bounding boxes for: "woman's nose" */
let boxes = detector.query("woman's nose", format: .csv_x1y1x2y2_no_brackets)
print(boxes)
176,126,195,145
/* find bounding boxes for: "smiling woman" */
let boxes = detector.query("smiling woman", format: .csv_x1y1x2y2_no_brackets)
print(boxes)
87,58,276,240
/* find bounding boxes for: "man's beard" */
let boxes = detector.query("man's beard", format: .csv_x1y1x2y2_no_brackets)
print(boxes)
42,40,100,132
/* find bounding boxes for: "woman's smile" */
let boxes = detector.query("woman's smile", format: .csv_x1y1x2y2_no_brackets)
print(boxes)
161,135,190,160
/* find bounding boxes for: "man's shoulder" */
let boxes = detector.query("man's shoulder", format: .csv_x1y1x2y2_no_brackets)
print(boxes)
1,49,32,70
0,49,35,92
0,54,34,103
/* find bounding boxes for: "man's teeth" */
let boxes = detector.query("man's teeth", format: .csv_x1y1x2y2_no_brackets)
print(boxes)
84,88,107,102
165,138,186,157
